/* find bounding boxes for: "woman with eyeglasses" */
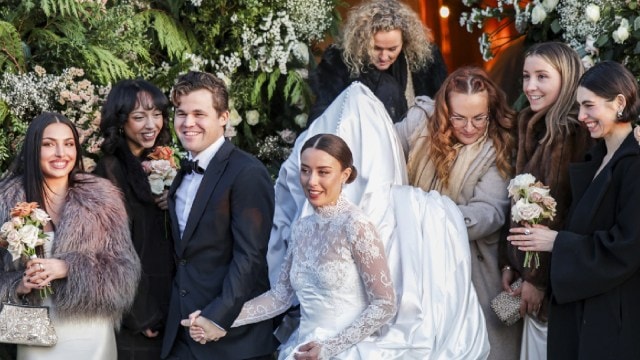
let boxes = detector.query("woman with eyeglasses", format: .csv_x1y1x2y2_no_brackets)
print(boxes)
405,66,520,360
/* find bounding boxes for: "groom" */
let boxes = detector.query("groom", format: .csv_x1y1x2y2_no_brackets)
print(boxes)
161,71,277,359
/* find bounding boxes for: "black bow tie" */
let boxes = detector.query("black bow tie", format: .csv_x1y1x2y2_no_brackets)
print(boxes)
180,158,205,175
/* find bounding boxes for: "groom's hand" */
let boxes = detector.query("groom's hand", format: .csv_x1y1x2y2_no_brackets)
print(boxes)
294,341,321,360
180,310,227,344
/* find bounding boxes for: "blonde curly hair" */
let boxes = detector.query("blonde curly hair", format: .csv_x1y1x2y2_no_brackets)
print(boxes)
339,0,434,77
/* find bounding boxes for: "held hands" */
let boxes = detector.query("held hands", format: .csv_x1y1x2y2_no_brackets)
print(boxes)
293,341,322,360
18,258,68,295
180,310,227,344
500,268,517,295
507,224,558,252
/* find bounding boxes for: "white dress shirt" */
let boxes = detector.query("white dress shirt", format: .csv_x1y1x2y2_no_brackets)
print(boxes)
175,136,225,239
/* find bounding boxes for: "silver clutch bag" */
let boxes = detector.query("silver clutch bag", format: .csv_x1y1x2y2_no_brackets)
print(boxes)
490,278,522,326
0,302,57,346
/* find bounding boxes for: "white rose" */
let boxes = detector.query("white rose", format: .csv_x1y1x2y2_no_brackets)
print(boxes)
31,208,51,225
542,0,559,12
530,4,547,25
511,199,543,223
612,19,630,44
18,224,41,249
148,173,165,195
7,239,24,261
82,156,97,173
585,4,600,23
229,108,242,126
246,110,260,126
507,173,537,199
584,35,599,56
0,222,15,237
581,55,595,69
164,168,177,187
294,113,308,128
11,217,24,227
292,42,309,65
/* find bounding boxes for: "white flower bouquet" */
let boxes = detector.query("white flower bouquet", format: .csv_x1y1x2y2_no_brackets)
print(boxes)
0,202,53,298
507,173,557,268
141,146,179,195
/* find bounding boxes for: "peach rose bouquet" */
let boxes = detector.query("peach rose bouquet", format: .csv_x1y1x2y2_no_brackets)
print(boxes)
141,146,179,195
507,173,557,268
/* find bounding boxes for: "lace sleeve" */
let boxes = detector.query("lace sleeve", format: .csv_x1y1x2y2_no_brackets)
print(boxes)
319,217,397,358
231,242,296,327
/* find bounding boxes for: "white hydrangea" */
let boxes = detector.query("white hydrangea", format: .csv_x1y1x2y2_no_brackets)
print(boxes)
285,0,333,42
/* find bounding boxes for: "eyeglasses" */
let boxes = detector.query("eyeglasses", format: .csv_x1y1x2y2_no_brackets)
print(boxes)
449,114,490,128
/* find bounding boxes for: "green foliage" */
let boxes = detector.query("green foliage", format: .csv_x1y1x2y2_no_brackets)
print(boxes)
0,0,343,175
0,21,25,73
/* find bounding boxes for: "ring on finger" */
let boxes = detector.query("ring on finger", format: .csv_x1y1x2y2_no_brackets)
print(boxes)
524,229,531,235
38,263,44,270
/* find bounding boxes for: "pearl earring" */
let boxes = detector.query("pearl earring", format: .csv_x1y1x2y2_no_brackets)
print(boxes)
617,109,624,118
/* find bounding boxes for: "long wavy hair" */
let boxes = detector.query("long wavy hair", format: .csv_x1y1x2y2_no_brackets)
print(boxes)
339,0,434,77
100,79,170,156
5,112,85,211
411,67,514,186
524,42,584,145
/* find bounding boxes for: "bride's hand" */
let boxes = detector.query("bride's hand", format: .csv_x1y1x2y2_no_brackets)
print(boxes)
294,341,321,360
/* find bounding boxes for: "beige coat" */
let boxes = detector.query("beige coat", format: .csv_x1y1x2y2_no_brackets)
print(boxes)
398,101,522,359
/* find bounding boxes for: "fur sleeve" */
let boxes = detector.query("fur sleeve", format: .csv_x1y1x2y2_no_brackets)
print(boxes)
51,175,141,325
0,177,26,303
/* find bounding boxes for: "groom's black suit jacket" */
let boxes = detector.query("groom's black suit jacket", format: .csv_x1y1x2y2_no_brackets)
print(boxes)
161,140,276,359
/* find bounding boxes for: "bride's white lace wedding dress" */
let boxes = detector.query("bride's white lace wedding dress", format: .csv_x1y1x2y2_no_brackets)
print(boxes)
265,82,490,359
233,196,396,359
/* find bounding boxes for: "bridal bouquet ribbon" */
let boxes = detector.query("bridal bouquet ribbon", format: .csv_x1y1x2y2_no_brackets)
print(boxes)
0,201,53,298
142,146,179,195
507,173,557,269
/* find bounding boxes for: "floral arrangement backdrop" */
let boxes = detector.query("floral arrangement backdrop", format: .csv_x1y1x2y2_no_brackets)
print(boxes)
460,0,640,78
0,0,342,176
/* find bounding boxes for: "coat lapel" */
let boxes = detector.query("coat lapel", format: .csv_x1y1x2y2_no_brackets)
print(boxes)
178,141,234,254
567,134,638,229
168,169,184,255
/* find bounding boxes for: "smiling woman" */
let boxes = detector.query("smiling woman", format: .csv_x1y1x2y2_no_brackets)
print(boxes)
308,0,447,123
501,42,594,360
93,79,175,360
0,112,140,359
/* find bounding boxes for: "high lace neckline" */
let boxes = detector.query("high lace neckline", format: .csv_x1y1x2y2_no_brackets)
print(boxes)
315,194,349,218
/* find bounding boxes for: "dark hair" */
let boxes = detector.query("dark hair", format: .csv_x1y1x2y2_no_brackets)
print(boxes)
578,61,640,123
300,134,358,183
8,112,84,209
100,79,170,155
171,71,229,113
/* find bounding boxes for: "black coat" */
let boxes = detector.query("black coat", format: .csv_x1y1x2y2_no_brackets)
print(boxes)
161,140,277,360
95,154,175,360
308,45,447,123
548,133,640,359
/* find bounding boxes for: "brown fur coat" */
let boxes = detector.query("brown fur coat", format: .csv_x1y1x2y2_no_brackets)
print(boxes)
0,173,140,325
505,106,592,289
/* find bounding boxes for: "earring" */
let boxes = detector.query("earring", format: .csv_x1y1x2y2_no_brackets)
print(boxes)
617,109,624,118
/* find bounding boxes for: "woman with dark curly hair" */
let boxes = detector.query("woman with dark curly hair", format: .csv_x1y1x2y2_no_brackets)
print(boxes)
308,0,447,124
94,79,175,360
